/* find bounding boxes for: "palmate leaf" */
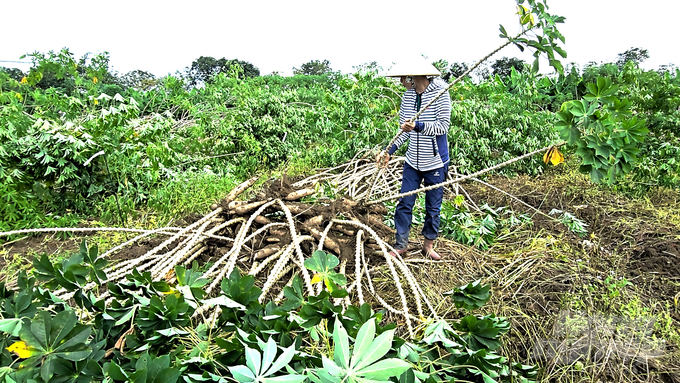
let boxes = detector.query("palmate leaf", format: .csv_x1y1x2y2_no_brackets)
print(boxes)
227,337,305,383
453,315,511,351
306,251,347,287
453,348,506,379
16,310,92,382
317,318,411,383
421,320,460,349
443,279,491,311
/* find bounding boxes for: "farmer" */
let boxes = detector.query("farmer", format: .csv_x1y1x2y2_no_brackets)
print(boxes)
377,59,451,260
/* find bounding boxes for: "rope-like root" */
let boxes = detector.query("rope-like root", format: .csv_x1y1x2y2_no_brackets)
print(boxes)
7,169,448,335
152,219,216,278
182,246,207,267
259,243,294,302
277,200,315,296
353,230,365,305
107,208,225,284
249,247,285,276
257,235,314,302
260,264,295,304
203,201,278,295
358,241,419,323
333,219,414,336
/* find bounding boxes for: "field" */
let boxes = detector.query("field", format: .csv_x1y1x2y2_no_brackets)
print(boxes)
1,9,680,382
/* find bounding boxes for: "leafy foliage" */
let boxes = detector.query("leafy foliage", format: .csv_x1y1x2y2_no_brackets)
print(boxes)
387,196,532,250
556,76,649,183
310,319,410,383
444,279,492,311
0,243,531,383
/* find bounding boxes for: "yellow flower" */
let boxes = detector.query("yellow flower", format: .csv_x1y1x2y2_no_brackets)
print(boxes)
92,76,98,84
310,274,323,284
94,99,99,105
14,93,22,101
20,77,28,84
6,341,36,359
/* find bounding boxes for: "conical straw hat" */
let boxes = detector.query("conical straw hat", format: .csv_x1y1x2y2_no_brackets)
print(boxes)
385,56,441,77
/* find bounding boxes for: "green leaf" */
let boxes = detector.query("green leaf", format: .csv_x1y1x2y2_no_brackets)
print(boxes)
153,368,181,383
261,337,277,377
422,320,460,348
261,376,307,383
41,355,56,382
333,317,350,369
590,167,605,183
50,310,77,345
106,360,129,381
55,325,90,353
355,358,411,380
306,250,339,272
351,318,376,367
499,24,508,37
354,329,395,371
201,296,246,310
228,365,256,382
444,279,491,310
264,344,297,377
246,346,262,377
575,148,595,165
0,318,22,336
114,306,137,326
321,355,344,378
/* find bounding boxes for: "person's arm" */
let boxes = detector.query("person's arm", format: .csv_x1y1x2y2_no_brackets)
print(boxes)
388,131,410,155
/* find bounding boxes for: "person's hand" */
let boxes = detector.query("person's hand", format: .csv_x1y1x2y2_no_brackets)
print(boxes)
401,120,416,133
376,151,390,168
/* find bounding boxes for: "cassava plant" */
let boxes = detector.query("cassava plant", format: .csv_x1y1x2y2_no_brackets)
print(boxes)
555,76,649,183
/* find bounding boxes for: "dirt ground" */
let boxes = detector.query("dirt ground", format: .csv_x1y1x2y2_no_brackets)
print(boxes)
456,172,680,382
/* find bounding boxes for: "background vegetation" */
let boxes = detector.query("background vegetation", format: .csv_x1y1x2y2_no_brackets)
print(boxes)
2,48,677,234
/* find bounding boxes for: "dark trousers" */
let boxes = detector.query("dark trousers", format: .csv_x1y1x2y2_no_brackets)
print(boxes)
394,162,447,250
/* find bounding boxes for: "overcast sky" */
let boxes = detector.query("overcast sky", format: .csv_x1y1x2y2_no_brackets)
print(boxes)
2,0,678,77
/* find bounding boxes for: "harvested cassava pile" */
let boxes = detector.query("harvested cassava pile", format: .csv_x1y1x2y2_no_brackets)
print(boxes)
36,173,438,336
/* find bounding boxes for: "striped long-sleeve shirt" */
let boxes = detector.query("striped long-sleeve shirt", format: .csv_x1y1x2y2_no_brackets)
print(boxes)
388,78,451,171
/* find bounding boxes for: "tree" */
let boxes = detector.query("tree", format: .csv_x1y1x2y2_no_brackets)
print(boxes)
472,63,491,83
352,61,379,74
616,47,649,69
293,59,332,76
433,60,471,82
0,67,25,82
491,57,525,79
657,63,677,75
121,70,158,90
185,56,260,86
